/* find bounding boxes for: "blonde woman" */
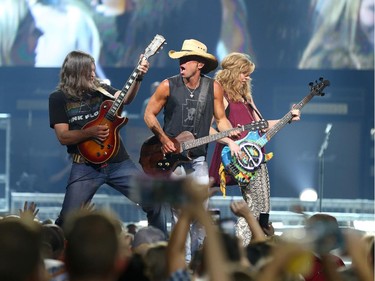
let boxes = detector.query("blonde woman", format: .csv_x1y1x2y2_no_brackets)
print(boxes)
0,0,42,66
209,52,300,246
299,0,374,69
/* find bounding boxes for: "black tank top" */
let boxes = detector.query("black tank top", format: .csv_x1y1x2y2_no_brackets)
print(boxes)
163,74,214,157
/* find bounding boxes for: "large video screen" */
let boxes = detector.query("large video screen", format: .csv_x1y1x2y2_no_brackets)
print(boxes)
1,0,373,73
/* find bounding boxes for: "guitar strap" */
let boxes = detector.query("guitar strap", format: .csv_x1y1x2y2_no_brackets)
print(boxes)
248,102,264,120
193,77,210,136
97,86,115,99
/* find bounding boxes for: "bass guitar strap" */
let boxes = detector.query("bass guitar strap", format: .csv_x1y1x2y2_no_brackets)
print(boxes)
248,102,264,120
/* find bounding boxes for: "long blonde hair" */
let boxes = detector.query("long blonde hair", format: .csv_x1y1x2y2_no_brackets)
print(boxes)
299,0,373,69
0,0,30,65
215,52,255,103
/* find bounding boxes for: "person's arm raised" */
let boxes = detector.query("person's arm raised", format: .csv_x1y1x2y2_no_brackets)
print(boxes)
230,200,266,243
122,54,149,104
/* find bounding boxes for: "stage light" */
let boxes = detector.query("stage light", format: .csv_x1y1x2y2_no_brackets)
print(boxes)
299,188,318,202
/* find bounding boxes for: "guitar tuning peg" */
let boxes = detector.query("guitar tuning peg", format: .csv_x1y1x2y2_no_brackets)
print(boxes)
319,77,324,81
320,92,325,96
309,82,314,87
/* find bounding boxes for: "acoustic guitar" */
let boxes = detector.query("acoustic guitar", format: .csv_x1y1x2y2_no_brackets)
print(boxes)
77,34,166,164
139,120,268,177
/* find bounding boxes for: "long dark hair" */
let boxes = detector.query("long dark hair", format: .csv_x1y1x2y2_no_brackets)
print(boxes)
58,50,100,99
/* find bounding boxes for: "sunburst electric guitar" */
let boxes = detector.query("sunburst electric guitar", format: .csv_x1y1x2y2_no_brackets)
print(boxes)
221,78,330,184
139,120,268,177
77,34,166,164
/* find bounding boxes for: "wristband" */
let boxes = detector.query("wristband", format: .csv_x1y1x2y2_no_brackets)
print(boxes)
136,76,143,82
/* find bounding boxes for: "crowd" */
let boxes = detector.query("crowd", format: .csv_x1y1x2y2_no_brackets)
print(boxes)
0,182,373,281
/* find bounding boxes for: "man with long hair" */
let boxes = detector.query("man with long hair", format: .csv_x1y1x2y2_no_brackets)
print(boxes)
49,50,167,234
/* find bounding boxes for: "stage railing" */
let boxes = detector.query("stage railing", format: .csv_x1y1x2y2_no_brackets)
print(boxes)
9,192,374,233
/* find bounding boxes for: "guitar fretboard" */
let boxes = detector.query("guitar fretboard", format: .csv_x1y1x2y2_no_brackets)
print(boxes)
182,127,242,151
265,92,314,141
264,79,329,142
103,34,166,122
105,69,140,121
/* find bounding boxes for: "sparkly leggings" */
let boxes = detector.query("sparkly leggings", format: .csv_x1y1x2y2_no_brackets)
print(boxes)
235,163,270,246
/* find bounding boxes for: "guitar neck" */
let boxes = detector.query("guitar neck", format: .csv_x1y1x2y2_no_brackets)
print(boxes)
182,128,240,151
105,67,141,121
265,92,315,141
102,34,166,121
182,122,265,151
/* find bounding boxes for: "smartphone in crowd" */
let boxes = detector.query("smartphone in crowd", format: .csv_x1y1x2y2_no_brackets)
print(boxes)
209,209,221,224
258,212,269,228
130,175,187,205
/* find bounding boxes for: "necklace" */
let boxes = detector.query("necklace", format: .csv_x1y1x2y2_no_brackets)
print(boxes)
184,77,201,98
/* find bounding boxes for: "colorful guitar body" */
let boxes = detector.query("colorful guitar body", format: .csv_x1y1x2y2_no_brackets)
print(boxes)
221,131,269,184
221,78,330,184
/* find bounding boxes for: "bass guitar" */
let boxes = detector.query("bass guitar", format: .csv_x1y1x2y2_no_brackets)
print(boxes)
139,120,268,177
221,78,330,184
77,34,166,164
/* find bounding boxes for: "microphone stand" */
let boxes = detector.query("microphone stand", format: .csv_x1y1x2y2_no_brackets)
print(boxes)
318,124,332,212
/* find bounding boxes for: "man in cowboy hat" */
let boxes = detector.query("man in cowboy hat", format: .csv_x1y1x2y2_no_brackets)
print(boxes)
143,39,240,262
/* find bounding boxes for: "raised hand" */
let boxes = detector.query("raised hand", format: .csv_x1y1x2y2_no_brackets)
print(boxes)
230,200,252,218
80,201,96,212
19,201,39,220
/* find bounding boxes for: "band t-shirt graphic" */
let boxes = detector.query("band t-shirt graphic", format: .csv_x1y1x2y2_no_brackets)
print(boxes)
182,99,198,128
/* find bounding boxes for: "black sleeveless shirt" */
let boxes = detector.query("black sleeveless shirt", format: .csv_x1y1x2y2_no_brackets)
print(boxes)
163,74,214,157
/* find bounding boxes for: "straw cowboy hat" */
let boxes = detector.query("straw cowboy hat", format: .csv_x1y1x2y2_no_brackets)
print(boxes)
168,39,218,74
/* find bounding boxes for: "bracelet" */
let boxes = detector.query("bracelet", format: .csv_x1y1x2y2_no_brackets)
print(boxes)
136,76,143,82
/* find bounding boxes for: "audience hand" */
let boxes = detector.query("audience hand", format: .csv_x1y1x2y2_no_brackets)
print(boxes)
262,222,275,236
19,201,39,220
80,201,96,212
230,200,252,218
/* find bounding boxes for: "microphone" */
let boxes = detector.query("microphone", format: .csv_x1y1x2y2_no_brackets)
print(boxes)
325,123,332,134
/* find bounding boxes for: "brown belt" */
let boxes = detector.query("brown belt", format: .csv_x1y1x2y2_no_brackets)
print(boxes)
71,153,88,164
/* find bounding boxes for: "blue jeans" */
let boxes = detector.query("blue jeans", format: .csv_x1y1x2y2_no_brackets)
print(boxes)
171,156,209,263
55,159,168,236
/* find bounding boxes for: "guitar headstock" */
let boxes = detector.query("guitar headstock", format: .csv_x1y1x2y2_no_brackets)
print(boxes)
309,77,330,97
257,119,269,130
247,119,269,131
144,34,167,60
